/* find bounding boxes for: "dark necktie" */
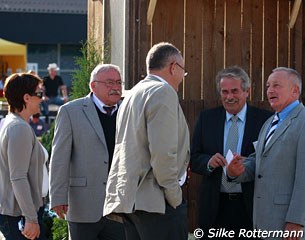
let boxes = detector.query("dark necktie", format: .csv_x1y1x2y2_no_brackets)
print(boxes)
264,113,279,147
103,106,115,116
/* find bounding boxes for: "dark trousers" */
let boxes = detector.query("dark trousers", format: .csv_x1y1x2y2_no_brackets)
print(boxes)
68,216,125,240
123,200,188,240
0,206,47,240
201,193,253,240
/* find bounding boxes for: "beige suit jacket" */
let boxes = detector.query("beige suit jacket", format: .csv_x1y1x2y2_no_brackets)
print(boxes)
103,76,190,216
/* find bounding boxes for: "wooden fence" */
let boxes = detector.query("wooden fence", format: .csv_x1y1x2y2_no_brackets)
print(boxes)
125,0,305,231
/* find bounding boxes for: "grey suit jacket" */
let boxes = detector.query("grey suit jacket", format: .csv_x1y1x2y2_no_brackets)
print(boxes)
103,76,190,216
237,103,305,235
49,93,110,222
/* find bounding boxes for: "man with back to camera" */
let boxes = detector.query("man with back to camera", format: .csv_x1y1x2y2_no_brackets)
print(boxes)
49,64,125,240
227,67,305,240
191,66,272,239
103,42,190,240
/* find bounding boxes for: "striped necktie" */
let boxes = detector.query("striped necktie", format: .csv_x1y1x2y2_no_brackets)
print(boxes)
265,113,279,147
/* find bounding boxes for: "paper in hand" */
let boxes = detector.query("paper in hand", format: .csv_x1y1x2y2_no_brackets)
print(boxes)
223,149,234,174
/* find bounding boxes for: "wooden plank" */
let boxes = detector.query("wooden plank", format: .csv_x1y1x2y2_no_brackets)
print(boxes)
152,0,184,48
214,0,225,88
138,0,151,84
263,0,277,98
184,0,203,100
147,0,157,25
294,3,303,76
225,0,242,66
289,0,302,29
278,0,290,67
152,0,184,98
202,0,216,102
241,0,252,85
251,0,264,101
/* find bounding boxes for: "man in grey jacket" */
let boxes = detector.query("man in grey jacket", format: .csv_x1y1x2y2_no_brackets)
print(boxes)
49,64,125,240
228,67,305,239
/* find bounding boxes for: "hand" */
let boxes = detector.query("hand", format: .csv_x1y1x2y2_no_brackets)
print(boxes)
283,222,303,240
22,221,40,240
52,205,68,219
208,153,227,169
226,154,244,177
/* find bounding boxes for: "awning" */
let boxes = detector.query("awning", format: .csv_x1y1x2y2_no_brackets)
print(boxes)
0,38,27,74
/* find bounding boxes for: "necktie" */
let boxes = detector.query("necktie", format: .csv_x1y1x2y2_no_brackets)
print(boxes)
103,106,115,116
264,113,279,147
222,115,239,191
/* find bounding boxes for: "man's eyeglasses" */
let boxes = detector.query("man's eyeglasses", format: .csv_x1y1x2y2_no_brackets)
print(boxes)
30,91,44,99
94,80,124,87
174,62,188,77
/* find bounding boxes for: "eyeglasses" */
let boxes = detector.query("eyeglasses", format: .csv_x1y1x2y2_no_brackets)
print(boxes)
30,91,44,99
174,62,188,77
94,80,124,87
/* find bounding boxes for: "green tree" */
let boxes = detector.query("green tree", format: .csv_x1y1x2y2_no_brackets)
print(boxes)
71,38,110,99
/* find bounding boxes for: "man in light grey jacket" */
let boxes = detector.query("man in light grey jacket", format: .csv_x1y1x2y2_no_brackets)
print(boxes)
49,64,125,240
228,67,305,239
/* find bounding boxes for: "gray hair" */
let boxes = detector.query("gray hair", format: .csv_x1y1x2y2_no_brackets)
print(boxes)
272,67,302,96
90,64,122,83
216,66,250,92
146,42,181,73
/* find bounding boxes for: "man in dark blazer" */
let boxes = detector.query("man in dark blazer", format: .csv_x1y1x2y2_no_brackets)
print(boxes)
49,64,125,240
191,66,272,239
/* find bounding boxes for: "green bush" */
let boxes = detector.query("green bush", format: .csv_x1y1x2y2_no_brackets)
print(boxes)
51,218,68,240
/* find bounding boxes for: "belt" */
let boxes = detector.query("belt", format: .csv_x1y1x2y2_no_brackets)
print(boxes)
220,193,243,201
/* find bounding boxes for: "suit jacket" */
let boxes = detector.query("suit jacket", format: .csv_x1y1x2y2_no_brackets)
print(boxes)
190,105,272,229
103,75,190,215
237,103,305,235
49,93,110,222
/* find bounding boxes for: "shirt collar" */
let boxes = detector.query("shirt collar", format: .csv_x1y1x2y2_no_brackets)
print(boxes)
277,100,299,120
226,103,247,123
147,74,168,85
92,93,118,114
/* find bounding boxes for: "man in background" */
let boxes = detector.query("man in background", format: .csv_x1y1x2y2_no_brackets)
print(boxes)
191,66,271,239
42,63,68,120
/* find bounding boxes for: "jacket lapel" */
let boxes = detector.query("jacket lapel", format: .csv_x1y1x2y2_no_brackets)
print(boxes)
82,93,107,146
263,103,302,153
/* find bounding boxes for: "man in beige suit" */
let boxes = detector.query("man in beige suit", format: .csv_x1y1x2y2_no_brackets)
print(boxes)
103,42,190,240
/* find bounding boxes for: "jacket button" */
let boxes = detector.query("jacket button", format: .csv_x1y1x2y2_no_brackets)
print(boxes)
104,161,108,164
258,174,262,179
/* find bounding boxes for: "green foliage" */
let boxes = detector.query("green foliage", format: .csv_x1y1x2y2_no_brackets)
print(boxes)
41,122,55,156
71,37,110,100
51,218,68,240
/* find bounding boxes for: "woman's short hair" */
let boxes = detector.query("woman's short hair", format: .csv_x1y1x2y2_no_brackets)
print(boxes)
4,73,42,113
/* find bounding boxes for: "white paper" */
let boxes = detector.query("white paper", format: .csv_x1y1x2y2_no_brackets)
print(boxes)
179,172,187,186
223,149,234,174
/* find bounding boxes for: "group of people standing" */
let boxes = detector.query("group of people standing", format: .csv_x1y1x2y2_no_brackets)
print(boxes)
0,41,304,240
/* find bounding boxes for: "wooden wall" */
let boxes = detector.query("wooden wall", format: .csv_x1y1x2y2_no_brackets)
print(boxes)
125,0,305,231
